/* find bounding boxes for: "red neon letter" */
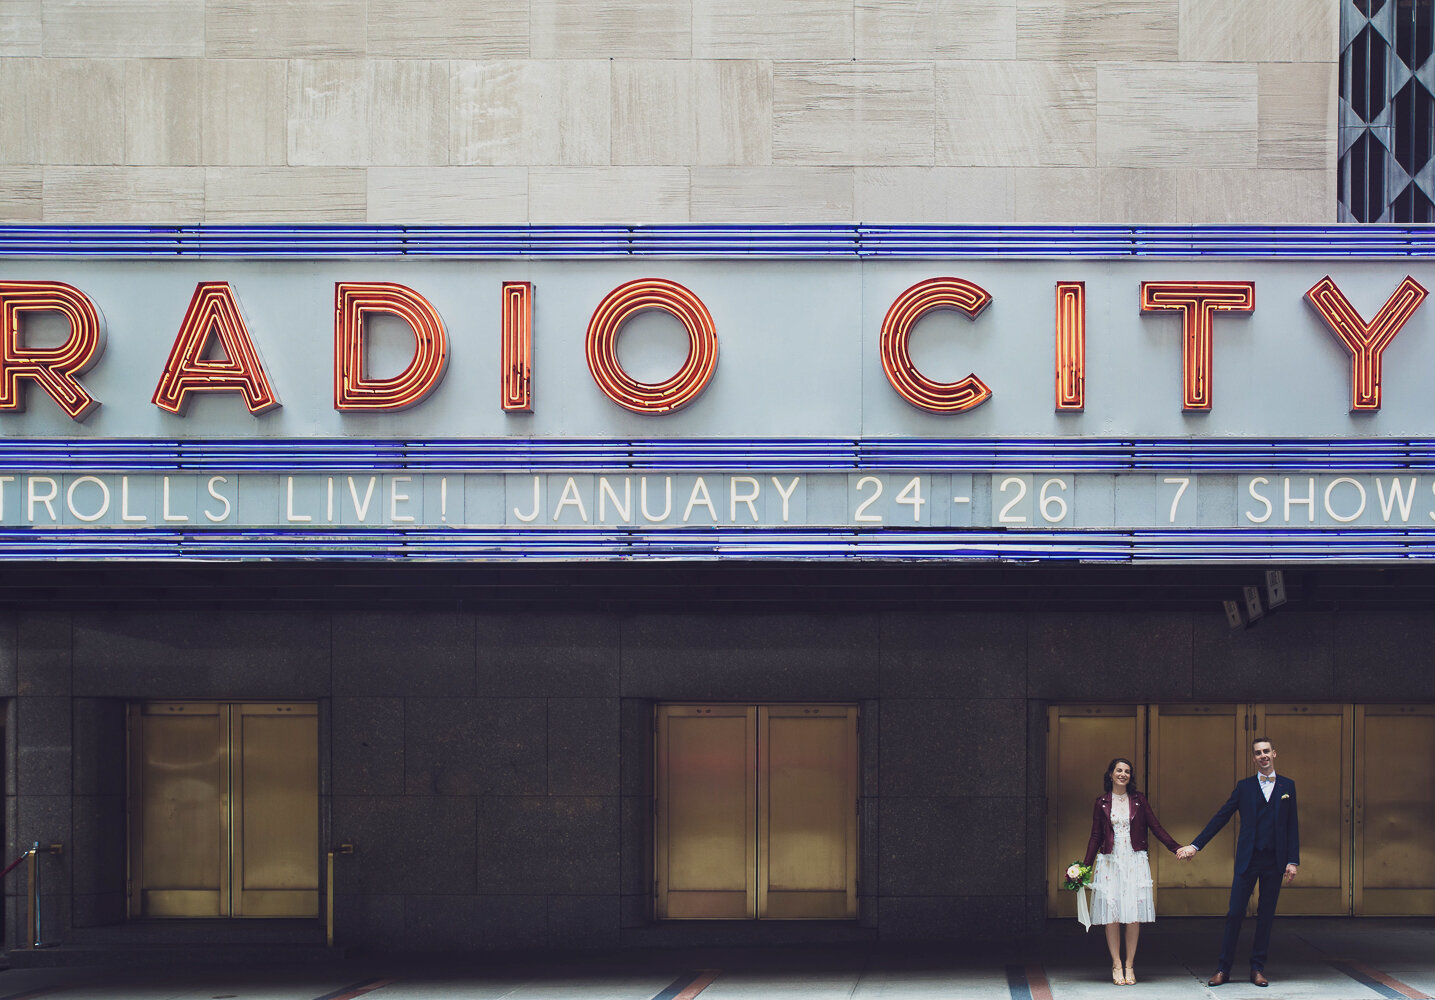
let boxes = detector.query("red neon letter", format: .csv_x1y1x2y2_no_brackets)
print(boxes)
1140,281,1255,410
152,282,279,415
0,281,105,421
880,277,992,413
335,283,448,412
585,278,718,414
1055,281,1085,411
501,281,533,412
1306,275,1427,411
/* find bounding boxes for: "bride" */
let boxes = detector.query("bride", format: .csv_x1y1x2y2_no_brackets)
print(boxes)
1081,757,1182,985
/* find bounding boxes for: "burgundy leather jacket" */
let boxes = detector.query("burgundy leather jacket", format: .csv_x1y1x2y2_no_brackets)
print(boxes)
1082,790,1181,866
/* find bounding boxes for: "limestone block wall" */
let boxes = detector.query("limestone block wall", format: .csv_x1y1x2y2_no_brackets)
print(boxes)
0,0,1337,224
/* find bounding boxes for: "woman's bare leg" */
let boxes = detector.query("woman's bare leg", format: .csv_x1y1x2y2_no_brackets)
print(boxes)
1104,923,1123,980
1123,923,1140,983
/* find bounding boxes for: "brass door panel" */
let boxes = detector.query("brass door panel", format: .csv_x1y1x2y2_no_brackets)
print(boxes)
1045,705,1145,918
233,704,319,917
130,702,318,920
654,703,859,920
1148,705,1243,915
1048,701,1433,920
1256,704,1351,915
1355,705,1435,915
758,706,858,920
129,703,228,918
655,705,757,919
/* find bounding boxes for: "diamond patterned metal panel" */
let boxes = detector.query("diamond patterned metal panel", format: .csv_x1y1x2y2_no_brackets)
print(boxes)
1341,0,1435,222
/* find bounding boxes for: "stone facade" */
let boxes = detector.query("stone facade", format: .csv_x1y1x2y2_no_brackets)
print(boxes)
1,0,1337,224
4,564,1431,951
0,0,1361,958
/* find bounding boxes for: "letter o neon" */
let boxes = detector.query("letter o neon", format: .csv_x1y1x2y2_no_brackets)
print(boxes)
585,279,718,414
880,277,993,413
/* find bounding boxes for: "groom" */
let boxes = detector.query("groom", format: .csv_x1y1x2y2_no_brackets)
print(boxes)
1176,737,1299,988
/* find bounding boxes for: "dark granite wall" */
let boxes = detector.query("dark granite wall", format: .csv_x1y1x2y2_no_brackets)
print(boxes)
3,600,1433,952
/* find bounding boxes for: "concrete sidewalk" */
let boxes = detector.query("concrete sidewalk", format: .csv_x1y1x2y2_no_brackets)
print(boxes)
0,918,1429,1000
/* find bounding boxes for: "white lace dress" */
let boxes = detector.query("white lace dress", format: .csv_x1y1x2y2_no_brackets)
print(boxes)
1090,795,1156,925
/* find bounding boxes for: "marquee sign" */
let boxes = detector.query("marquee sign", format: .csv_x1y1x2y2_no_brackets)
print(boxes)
8,472,1435,532
0,267,1430,431
3,225,1435,563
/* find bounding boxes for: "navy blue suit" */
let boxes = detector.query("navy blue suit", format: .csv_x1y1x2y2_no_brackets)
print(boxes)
1192,773,1300,974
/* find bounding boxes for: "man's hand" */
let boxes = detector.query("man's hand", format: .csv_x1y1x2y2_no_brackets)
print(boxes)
1176,845,1198,860
1283,864,1298,884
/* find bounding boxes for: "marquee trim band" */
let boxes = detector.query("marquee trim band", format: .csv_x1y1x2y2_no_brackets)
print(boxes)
9,225,1435,259
1,523,1434,563
3,438,1435,473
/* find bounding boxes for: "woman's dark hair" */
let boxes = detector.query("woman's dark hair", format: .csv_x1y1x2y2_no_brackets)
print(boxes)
1103,757,1139,794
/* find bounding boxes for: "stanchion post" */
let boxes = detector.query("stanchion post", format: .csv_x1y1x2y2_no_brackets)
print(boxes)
26,843,62,949
24,844,37,950
327,843,353,948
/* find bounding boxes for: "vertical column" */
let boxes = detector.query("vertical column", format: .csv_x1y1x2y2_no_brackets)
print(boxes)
9,613,73,949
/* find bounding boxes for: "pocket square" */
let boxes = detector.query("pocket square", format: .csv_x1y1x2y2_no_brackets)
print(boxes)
1280,793,1290,799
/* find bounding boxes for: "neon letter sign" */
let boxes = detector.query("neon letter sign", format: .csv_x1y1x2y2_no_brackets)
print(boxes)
334,282,449,412
880,277,994,413
1054,281,1085,411
153,282,279,415
0,281,105,420
1306,275,1427,411
1140,282,1255,410
500,281,533,412
585,278,718,414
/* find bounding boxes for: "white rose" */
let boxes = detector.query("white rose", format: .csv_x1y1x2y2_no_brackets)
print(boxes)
1066,865,1081,880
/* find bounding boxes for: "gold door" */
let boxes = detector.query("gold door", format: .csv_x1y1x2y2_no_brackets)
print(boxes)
655,705,757,919
233,704,320,917
130,703,228,917
654,704,859,920
1045,705,1145,918
1255,703,1352,915
130,702,319,919
758,706,858,919
1355,705,1435,915
1148,705,1244,914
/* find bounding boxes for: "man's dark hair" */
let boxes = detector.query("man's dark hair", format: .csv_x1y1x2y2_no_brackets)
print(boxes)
1252,737,1274,749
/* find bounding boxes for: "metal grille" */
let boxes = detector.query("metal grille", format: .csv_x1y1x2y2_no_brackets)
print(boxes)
1341,0,1435,222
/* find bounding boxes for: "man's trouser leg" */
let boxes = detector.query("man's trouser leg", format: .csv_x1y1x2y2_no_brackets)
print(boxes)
1218,869,1260,972
1249,866,1284,972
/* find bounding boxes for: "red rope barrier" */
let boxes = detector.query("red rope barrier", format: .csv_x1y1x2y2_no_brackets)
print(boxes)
0,851,30,880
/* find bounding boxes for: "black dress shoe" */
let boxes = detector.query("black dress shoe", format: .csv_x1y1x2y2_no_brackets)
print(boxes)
1251,970,1269,987
1208,971,1228,986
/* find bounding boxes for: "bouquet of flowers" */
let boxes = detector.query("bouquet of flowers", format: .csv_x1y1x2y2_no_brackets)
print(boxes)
1062,861,1093,891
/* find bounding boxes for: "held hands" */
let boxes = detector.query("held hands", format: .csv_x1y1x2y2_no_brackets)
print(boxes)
1170,846,1294,879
